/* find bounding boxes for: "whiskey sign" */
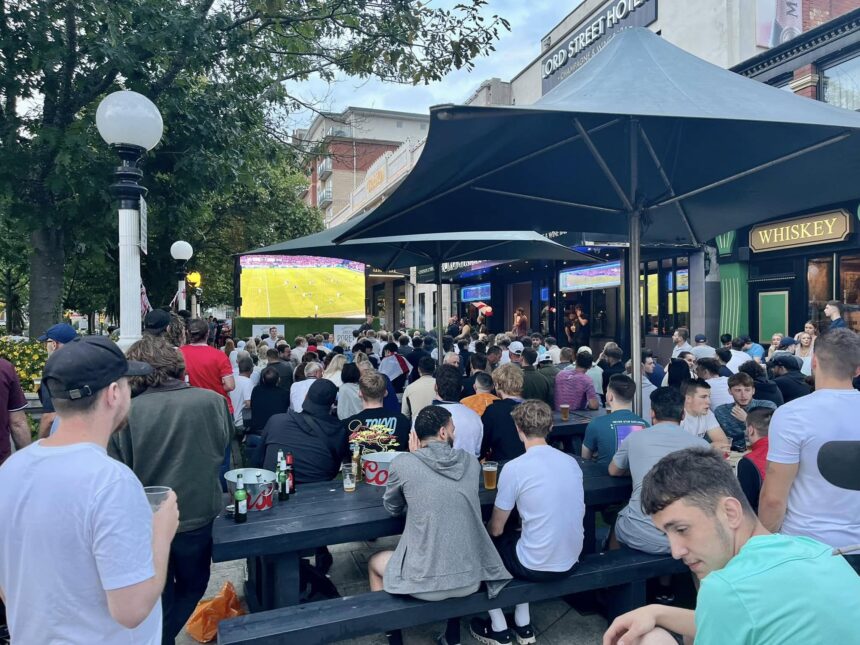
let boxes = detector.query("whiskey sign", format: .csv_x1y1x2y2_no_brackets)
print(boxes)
749,210,853,253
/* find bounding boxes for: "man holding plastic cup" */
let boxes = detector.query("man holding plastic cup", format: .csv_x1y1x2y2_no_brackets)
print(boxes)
0,336,179,644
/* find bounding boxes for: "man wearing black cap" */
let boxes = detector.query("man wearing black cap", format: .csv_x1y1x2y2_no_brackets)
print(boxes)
255,379,349,482
143,309,172,337
0,336,179,644
36,322,78,438
769,354,812,403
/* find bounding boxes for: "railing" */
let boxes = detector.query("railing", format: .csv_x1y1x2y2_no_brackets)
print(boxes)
325,137,426,228
317,187,333,208
317,157,332,179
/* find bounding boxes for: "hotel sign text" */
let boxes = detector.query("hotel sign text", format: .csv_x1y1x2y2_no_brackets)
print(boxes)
749,210,853,253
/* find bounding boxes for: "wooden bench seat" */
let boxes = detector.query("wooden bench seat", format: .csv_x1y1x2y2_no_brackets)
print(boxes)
218,549,687,645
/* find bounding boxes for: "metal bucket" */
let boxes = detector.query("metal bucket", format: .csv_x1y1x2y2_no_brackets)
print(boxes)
361,452,400,486
225,468,277,512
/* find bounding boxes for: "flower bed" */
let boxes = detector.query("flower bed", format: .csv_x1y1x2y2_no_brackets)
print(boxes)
0,340,47,392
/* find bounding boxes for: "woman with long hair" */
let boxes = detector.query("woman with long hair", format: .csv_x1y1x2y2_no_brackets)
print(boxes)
337,363,363,419
323,354,347,388
795,331,814,376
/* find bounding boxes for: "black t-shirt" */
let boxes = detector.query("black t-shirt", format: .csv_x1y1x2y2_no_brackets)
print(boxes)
268,360,294,393
446,323,461,337
600,361,626,394
406,348,431,383
774,372,811,403
480,398,525,461
344,408,411,452
736,457,763,514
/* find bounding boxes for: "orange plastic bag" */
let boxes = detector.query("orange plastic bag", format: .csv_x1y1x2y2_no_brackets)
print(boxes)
185,581,246,643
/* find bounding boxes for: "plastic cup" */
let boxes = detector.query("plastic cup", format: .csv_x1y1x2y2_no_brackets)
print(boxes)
560,404,570,421
482,462,498,490
342,464,356,493
144,486,171,512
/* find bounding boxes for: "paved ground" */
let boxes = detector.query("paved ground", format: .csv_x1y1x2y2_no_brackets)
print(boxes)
176,536,609,644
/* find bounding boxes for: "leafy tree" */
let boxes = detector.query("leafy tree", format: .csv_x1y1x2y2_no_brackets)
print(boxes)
0,0,509,336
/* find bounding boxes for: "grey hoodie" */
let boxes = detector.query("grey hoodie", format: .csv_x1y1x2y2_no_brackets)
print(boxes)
382,441,511,598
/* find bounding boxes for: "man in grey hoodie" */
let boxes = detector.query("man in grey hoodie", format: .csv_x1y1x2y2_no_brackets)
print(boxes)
369,406,511,645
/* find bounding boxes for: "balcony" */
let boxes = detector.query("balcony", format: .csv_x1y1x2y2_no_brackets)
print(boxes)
317,157,332,179
317,187,333,209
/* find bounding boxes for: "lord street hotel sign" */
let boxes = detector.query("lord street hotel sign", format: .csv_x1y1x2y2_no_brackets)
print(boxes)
749,209,854,253
541,0,658,95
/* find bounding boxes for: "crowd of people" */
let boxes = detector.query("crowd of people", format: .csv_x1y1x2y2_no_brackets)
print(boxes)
0,303,858,645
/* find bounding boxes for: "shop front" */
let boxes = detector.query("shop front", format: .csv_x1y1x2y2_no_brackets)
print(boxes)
742,207,858,339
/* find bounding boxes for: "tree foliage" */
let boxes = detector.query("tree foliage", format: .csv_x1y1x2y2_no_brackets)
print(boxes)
0,0,509,335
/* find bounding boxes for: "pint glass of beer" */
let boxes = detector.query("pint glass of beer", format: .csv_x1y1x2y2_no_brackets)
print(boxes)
482,461,499,490
560,404,570,421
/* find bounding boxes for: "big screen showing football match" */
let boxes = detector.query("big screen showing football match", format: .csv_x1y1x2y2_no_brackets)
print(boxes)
239,255,365,318
559,261,622,293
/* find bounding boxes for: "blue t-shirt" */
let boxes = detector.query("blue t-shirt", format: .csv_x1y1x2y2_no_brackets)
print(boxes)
696,534,860,644
746,343,765,360
582,409,648,471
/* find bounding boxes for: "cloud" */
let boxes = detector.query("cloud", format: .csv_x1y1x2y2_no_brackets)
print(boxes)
286,0,583,125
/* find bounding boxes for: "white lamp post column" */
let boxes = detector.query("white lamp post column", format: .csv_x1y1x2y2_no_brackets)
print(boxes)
96,91,163,351
170,241,193,311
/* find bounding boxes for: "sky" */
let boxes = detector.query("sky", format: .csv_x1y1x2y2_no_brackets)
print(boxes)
286,0,584,127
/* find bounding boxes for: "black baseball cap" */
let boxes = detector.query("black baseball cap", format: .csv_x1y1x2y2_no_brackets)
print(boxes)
143,309,171,332
770,354,801,370
43,336,152,400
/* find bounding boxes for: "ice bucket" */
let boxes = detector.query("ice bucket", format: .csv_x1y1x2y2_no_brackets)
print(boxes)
361,452,399,486
225,468,277,512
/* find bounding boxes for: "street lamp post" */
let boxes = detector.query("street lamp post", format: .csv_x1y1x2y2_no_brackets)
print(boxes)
169,241,193,311
187,271,202,318
96,90,163,350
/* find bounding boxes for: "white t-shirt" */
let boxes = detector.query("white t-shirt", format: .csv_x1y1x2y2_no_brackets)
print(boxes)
495,445,585,571
229,374,255,425
705,377,733,409
726,350,753,373
768,388,860,549
548,346,562,365
290,378,315,412
0,442,160,644
681,409,720,440
436,402,483,457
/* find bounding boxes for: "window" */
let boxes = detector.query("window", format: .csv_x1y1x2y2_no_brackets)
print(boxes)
839,254,860,332
821,54,860,110
640,256,689,336
807,256,833,334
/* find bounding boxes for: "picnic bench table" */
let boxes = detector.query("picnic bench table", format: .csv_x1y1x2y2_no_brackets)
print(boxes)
547,408,606,453
212,455,630,611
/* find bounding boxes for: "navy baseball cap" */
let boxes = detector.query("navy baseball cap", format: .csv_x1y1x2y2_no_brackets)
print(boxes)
778,337,797,349
143,309,171,332
37,323,77,344
694,334,707,343
43,336,152,400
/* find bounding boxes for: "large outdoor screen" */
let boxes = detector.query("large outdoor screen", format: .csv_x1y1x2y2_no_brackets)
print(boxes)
559,261,622,293
461,282,491,302
239,255,365,318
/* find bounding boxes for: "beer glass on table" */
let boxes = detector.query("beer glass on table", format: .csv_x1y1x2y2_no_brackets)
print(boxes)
482,462,499,490
560,404,570,421
342,463,356,493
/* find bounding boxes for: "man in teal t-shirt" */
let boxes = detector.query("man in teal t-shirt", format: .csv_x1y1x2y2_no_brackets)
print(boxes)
603,447,860,645
582,374,647,470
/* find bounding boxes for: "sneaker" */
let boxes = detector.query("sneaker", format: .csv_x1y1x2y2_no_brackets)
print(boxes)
511,623,537,645
469,617,513,645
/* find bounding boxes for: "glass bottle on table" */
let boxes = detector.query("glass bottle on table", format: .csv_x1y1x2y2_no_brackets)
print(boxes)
286,452,295,494
234,473,248,524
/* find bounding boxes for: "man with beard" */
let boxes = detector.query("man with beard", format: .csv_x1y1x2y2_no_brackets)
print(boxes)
0,337,179,644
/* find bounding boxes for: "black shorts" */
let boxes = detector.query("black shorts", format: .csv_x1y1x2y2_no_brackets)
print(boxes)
493,530,578,582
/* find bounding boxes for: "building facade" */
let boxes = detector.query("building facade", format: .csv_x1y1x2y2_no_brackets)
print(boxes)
722,5,860,339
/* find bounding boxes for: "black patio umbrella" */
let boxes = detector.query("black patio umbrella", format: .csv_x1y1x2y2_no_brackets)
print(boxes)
335,27,860,409
243,216,597,360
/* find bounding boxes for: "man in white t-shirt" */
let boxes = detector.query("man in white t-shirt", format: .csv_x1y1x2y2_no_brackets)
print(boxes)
229,354,256,427
696,358,733,408
289,361,321,411
680,378,730,449
726,337,753,373
760,329,860,552
433,365,483,457
470,400,584,645
0,336,178,644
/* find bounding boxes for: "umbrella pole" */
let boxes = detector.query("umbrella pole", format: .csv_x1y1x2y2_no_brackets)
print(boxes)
629,119,644,417
435,261,444,367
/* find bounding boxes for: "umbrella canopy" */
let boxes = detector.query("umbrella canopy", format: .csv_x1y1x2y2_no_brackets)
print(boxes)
336,27,860,246
243,216,597,270
333,27,860,410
